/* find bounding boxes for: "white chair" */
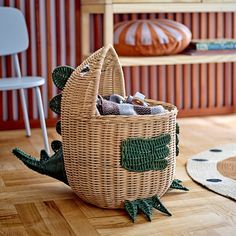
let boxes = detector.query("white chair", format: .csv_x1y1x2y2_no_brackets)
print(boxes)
0,7,49,153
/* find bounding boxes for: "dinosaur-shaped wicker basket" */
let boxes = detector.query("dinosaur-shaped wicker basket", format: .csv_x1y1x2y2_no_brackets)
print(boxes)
61,45,178,209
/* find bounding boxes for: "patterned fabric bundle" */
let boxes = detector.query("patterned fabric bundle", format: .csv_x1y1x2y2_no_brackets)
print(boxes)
96,94,167,116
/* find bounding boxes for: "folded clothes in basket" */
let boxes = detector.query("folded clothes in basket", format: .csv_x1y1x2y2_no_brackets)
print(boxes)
96,93,167,116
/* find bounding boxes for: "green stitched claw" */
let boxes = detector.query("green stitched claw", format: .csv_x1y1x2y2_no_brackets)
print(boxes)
151,196,172,216
121,134,171,172
170,179,189,191
12,147,68,185
125,195,171,222
124,200,138,222
49,94,62,115
137,199,152,221
52,65,75,90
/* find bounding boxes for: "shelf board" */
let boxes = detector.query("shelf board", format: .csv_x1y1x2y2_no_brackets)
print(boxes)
119,53,236,66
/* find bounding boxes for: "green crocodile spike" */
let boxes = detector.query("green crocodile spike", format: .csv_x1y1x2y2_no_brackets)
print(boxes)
151,196,172,216
56,121,61,135
49,94,62,115
176,123,180,156
121,134,170,172
40,150,50,162
170,179,189,191
52,65,75,90
12,147,68,185
51,140,62,153
137,199,152,221
124,200,138,222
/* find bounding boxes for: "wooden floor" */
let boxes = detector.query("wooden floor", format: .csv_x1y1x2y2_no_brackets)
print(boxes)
1,115,236,236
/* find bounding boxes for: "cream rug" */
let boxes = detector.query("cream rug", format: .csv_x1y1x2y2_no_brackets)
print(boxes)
186,144,236,200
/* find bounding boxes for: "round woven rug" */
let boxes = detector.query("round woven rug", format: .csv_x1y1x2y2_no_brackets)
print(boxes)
186,143,236,200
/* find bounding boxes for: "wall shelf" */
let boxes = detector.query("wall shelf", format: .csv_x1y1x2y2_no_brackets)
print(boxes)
81,0,236,67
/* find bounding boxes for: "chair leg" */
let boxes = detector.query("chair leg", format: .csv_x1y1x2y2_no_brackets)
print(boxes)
19,88,31,137
35,87,50,154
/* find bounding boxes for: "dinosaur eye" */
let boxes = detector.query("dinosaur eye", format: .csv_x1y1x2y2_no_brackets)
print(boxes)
81,65,90,73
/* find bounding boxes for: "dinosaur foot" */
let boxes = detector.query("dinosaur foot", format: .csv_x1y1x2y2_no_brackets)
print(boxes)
124,195,171,222
169,179,189,191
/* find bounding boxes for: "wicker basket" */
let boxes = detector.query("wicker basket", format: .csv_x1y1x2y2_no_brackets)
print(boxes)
61,45,178,209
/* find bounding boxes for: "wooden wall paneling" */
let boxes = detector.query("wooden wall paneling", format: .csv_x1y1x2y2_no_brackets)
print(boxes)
200,12,207,109
55,0,62,66
191,12,200,110
157,13,166,102
45,0,53,119
65,0,71,65
183,13,191,110
140,13,149,97
24,0,33,120
175,13,183,109
130,13,140,95
216,12,224,108
233,12,236,112
75,0,81,66
15,0,23,121
224,13,232,107
148,13,158,100
4,0,13,122
207,12,216,108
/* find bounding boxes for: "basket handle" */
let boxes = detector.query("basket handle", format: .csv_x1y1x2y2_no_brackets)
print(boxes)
62,45,125,118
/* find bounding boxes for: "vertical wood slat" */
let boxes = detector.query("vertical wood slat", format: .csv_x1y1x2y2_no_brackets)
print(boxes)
183,13,191,110
208,12,216,108
216,12,223,108
24,0,33,119
233,12,236,112
4,0,13,121
224,13,232,107
65,0,71,65
55,0,61,66
45,0,52,119
200,12,207,109
191,12,199,109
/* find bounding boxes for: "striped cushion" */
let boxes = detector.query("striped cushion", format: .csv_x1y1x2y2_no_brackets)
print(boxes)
114,19,192,56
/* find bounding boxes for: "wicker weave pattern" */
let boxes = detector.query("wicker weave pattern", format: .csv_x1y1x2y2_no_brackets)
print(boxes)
61,45,177,209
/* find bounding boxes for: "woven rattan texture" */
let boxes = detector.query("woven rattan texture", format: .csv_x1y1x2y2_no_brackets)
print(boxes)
61,45,177,209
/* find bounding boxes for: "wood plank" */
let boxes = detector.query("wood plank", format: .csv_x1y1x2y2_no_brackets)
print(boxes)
65,0,71,65
75,0,81,66
56,199,100,236
81,0,201,4
216,12,224,108
224,13,233,107
191,12,200,109
35,201,76,235
55,0,62,66
15,203,51,235
25,0,33,120
112,3,236,13
45,0,53,119
120,53,236,66
233,12,236,112
207,12,216,108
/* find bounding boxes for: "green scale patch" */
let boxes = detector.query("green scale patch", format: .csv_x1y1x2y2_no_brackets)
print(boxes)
121,134,171,172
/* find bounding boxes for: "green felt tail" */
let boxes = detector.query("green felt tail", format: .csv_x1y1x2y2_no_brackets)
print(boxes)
12,147,68,185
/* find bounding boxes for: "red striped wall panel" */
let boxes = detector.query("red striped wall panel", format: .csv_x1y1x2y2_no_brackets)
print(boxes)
0,1,235,130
